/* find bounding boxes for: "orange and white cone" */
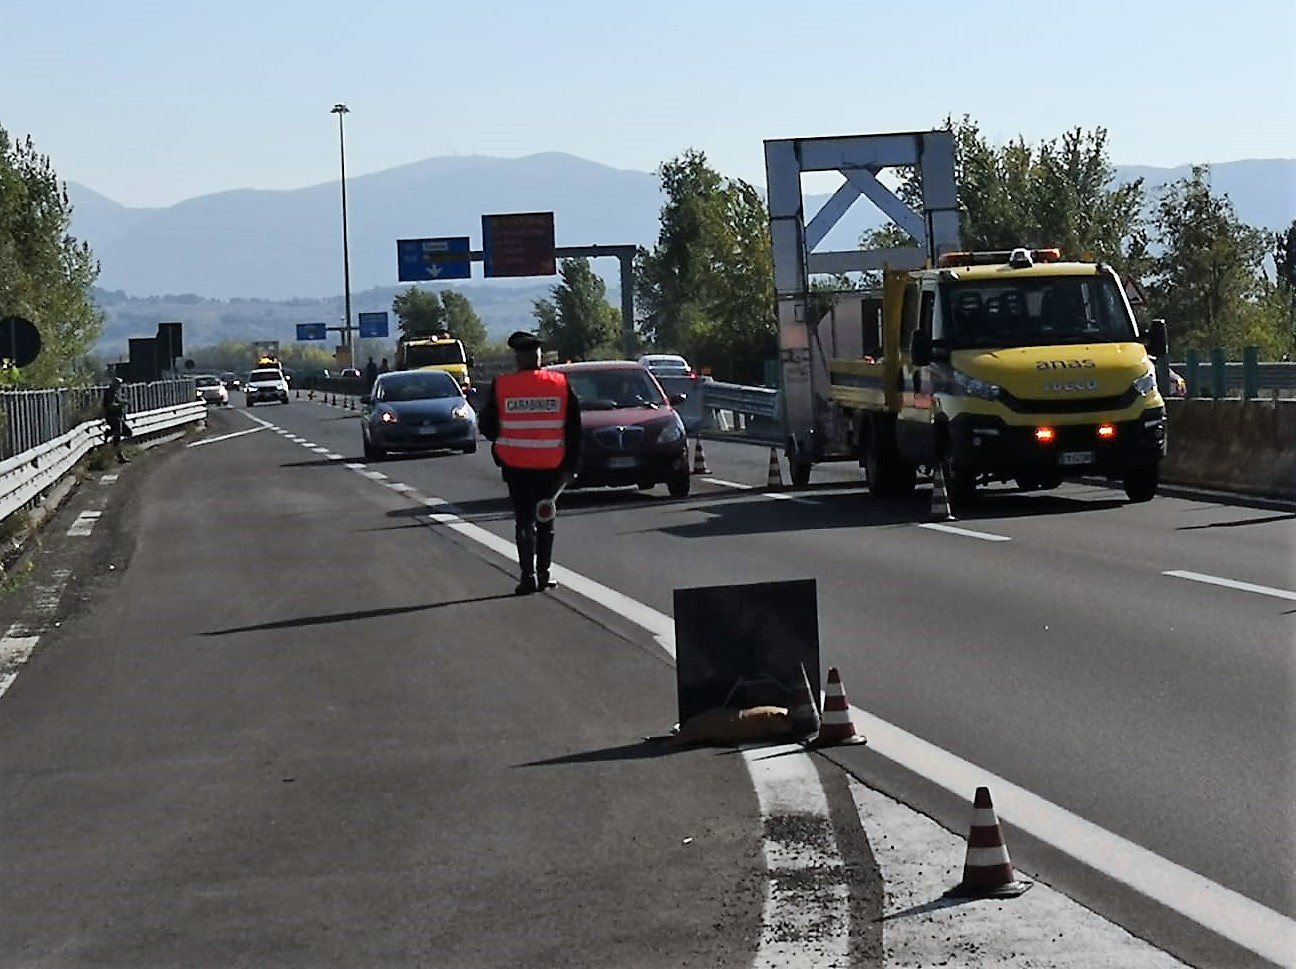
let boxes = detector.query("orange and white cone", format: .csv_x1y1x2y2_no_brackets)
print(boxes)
945,786,1032,898
931,464,955,521
812,667,867,746
766,448,784,490
692,438,710,475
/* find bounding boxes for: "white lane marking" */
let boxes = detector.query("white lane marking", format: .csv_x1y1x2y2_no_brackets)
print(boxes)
99,473,119,484
764,491,820,505
407,485,1294,963
325,453,343,461
186,426,265,448
0,623,40,703
703,477,755,490
31,570,71,617
1164,569,1296,602
851,781,1188,968
310,446,330,454
414,495,847,964
239,412,279,430
361,470,388,481
344,463,366,471
844,704,1296,965
66,511,102,537
745,747,850,968
915,522,1013,542
388,482,415,493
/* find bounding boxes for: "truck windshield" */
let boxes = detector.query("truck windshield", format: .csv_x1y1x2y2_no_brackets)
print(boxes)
404,343,466,367
938,275,1137,350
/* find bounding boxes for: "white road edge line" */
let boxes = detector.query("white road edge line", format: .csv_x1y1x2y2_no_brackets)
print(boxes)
915,522,1013,542
187,426,265,448
407,485,1293,965
66,511,102,537
1164,569,1296,602
703,477,755,490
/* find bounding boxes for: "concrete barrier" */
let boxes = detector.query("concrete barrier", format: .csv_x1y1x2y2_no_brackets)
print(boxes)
1163,399,1296,500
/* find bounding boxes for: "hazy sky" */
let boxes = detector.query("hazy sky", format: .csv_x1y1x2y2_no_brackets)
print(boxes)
5,0,1294,208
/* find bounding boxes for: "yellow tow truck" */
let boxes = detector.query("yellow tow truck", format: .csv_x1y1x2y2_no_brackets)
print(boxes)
823,247,1169,503
394,333,473,392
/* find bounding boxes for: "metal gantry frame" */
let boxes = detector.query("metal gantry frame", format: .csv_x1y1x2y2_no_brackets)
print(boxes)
764,131,962,468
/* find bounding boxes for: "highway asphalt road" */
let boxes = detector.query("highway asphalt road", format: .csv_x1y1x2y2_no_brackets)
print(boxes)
264,399,1295,927
1,415,859,968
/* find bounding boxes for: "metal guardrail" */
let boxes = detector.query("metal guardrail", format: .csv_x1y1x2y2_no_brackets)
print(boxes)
1,379,197,459
698,381,783,443
1171,361,1296,398
0,400,207,524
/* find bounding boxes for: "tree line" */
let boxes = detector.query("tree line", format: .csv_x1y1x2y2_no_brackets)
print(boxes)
4,117,1293,390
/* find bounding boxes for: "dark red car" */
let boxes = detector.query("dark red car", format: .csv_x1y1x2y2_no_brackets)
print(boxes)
548,360,692,498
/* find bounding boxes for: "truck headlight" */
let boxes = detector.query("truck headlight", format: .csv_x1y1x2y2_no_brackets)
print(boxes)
953,369,1003,400
657,418,685,443
1132,368,1157,396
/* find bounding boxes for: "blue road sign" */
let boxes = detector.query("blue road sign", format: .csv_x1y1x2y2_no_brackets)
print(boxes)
358,312,389,339
397,237,472,281
296,322,327,341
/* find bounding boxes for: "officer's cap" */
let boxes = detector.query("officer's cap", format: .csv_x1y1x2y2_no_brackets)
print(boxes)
507,330,543,352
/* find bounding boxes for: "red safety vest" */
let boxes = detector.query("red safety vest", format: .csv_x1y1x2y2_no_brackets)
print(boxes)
494,369,569,470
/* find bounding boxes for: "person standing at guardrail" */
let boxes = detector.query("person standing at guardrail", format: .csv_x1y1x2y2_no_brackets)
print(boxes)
477,331,582,596
101,377,131,463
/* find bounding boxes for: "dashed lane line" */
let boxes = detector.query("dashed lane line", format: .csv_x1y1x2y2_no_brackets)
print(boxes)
1,568,75,703
915,521,1013,542
1164,569,1296,602
99,473,119,484
66,511,102,537
186,426,265,448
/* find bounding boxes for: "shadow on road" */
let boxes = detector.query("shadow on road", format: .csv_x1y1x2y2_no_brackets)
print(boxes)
383,488,727,525
877,893,983,922
515,740,688,767
281,457,353,468
203,594,516,636
1176,512,1296,530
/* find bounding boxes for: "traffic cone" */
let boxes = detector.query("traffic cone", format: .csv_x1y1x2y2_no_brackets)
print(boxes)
691,438,710,475
766,448,784,490
945,786,1032,898
812,667,867,747
930,464,955,521
787,662,820,741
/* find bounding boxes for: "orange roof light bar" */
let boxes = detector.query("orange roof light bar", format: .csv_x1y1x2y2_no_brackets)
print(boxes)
936,247,1065,268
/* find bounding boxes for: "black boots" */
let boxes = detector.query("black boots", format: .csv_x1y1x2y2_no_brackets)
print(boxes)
536,529,556,590
515,527,537,595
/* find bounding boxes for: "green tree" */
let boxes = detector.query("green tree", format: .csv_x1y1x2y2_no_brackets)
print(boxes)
1273,219,1296,354
0,126,104,386
636,149,775,382
440,289,488,355
863,116,1146,272
391,286,446,336
1146,166,1283,356
532,258,620,361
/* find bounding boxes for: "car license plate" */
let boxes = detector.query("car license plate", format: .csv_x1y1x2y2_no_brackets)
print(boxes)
607,456,638,469
418,425,443,436
1059,450,1094,466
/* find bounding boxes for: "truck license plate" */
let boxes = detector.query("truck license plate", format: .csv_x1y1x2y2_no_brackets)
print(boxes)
607,456,638,469
1059,450,1094,466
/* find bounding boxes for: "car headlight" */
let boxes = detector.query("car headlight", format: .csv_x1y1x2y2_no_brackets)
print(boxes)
1132,367,1157,396
451,403,472,421
657,418,685,443
380,410,398,424
953,369,1003,400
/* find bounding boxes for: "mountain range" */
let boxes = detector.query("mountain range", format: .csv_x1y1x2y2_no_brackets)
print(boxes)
68,152,1296,353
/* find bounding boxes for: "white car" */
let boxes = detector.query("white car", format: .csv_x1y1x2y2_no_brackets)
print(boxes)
244,367,290,406
638,353,695,380
194,374,229,406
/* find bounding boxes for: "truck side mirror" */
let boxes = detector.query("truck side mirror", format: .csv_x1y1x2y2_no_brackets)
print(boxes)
910,330,932,367
467,356,475,368
1146,318,1168,358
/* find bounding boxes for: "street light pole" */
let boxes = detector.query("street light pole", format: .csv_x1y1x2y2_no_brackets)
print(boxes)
331,103,354,367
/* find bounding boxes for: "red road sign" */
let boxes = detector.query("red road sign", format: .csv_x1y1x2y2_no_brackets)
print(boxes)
482,212,556,278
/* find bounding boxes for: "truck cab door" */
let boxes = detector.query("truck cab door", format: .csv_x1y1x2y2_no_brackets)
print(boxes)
897,283,937,463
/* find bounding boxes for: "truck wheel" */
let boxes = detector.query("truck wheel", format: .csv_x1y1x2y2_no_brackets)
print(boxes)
1123,464,1159,503
667,472,691,498
945,461,979,505
864,420,916,498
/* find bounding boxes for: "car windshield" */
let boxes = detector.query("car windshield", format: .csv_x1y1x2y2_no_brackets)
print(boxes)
194,376,219,386
566,369,667,410
378,371,461,401
249,369,281,383
939,274,1137,350
403,342,466,367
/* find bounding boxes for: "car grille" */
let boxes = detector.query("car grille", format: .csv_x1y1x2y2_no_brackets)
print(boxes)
592,426,646,451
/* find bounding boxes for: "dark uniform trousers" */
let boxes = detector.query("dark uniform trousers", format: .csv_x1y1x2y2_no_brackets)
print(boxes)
504,467,565,580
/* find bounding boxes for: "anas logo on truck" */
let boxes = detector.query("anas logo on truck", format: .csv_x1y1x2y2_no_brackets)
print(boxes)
1036,359,1097,370
1045,379,1100,392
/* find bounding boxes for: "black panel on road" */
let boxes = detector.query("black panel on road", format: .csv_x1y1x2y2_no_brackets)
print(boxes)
674,578,821,723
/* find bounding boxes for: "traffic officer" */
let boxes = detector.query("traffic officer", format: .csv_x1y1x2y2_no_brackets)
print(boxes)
102,376,131,463
478,331,582,595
